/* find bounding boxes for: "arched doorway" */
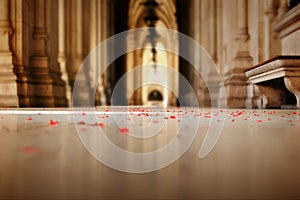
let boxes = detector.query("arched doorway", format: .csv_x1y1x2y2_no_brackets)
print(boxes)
147,89,163,106
148,90,163,101
126,0,178,107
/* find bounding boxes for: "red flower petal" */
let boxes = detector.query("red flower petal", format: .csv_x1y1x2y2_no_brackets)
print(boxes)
78,121,86,125
21,146,39,154
98,122,104,127
80,127,88,132
120,127,129,134
49,119,58,126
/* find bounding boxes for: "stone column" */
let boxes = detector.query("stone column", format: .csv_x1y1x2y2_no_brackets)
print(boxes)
177,0,204,106
222,0,253,108
0,0,18,107
235,0,251,55
126,33,136,105
264,0,281,59
47,0,68,107
28,0,67,107
86,0,106,106
58,0,71,106
28,0,53,106
204,0,221,107
69,0,92,106
190,0,206,107
88,0,99,105
97,1,107,105
10,0,30,107
216,0,223,70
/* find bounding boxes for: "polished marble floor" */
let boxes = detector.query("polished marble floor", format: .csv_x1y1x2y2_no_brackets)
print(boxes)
0,107,300,199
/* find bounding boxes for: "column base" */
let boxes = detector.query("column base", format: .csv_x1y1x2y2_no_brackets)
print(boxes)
221,79,248,108
0,54,18,107
15,63,68,107
0,95,18,107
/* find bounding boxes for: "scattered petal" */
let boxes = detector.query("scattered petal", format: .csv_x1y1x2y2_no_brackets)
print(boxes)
98,122,104,127
49,119,59,126
120,127,129,134
21,146,39,155
80,127,88,132
78,121,86,125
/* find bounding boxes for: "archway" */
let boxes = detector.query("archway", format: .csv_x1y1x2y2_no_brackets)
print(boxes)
148,90,163,101
127,0,178,106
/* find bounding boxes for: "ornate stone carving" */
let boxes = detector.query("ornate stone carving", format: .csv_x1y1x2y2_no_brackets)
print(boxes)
284,77,300,108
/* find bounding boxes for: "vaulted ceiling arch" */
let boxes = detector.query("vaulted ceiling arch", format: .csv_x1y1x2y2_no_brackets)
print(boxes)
128,0,177,30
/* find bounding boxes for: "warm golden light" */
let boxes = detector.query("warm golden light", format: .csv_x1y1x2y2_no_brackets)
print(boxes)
142,42,172,106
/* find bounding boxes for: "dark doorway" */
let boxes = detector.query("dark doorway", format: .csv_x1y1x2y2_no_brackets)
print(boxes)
148,90,163,101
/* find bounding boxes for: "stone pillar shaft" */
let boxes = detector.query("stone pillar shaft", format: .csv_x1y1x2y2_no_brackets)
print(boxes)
32,0,47,57
28,0,53,107
264,0,281,59
69,0,92,106
26,0,67,107
235,0,250,55
0,0,9,20
58,0,71,106
0,0,12,53
222,0,253,108
0,0,18,107
190,0,203,105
